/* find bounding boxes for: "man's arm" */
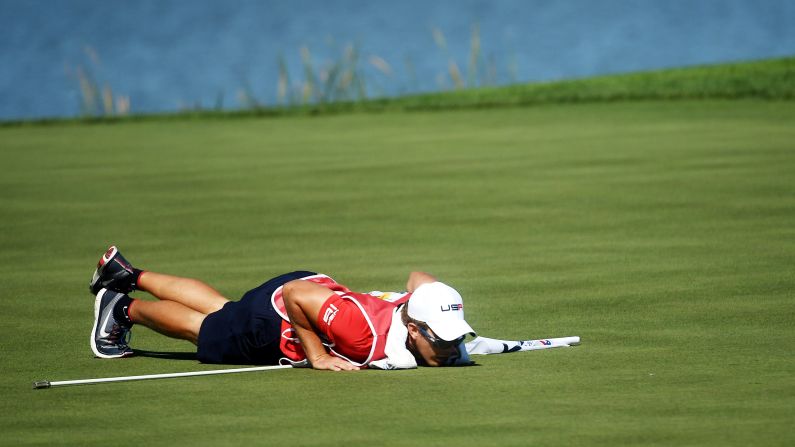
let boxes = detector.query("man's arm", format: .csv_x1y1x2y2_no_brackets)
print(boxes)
282,280,359,371
406,271,437,293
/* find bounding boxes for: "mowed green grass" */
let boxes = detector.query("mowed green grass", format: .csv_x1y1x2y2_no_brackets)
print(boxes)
1,100,793,446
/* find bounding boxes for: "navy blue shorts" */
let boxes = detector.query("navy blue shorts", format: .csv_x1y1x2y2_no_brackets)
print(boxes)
196,271,316,364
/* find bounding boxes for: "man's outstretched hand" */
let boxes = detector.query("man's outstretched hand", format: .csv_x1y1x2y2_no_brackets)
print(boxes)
311,354,360,371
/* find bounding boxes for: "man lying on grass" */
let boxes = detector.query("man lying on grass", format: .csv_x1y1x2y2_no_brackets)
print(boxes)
89,246,476,370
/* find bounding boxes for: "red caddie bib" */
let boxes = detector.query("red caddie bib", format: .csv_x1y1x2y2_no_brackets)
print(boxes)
270,274,410,366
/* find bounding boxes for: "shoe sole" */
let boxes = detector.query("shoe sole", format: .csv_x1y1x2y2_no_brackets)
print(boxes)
89,246,118,294
90,288,132,359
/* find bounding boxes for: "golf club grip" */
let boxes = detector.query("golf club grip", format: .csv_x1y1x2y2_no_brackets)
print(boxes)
554,336,580,345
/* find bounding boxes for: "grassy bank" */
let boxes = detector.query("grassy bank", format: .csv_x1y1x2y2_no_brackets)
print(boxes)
395,56,795,108
1,99,793,445
3,56,793,127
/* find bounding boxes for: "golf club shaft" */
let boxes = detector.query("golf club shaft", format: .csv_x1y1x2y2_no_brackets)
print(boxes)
33,364,292,389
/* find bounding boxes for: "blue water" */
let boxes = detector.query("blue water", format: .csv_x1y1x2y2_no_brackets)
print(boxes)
1,0,794,120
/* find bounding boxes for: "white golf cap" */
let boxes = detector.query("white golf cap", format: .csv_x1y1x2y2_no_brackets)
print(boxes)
407,282,476,341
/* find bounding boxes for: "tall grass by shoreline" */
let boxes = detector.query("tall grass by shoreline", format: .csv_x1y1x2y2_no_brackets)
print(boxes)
67,46,130,118
244,26,499,109
68,26,510,118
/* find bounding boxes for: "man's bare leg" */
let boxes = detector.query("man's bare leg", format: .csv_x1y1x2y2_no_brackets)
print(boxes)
138,271,229,314
125,272,230,344
128,300,205,344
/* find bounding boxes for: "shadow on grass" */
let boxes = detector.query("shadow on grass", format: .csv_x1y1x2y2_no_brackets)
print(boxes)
133,350,198,361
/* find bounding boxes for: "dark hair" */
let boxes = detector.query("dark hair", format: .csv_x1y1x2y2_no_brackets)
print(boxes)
400,305,424,363
400,304,424,328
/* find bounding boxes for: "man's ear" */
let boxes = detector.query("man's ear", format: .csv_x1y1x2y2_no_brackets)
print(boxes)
406,322,420,340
